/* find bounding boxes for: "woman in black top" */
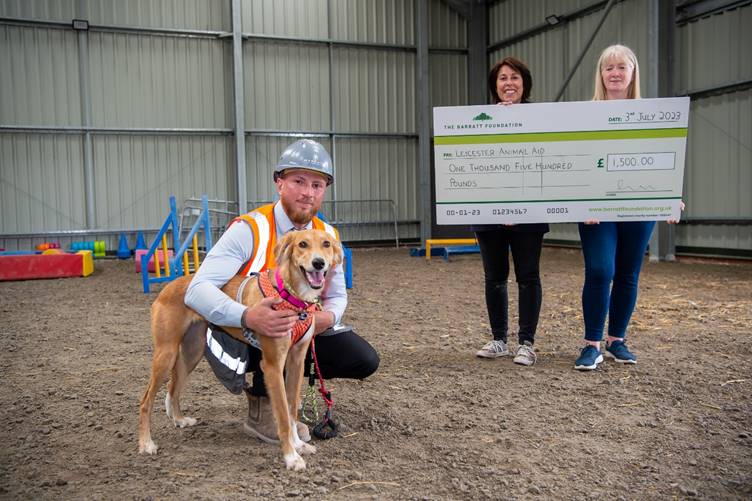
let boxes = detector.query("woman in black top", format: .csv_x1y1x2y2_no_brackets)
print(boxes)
474,57,548,367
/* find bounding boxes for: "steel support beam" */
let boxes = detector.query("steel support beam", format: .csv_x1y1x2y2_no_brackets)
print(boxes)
327,0,338,211
0,126,418,139
231,0,247,213
416,0,431,246
247,130,418,139
647,0,661,262
0,16,224,38
680,218,752,225
0,126,232,135
440,0,470,19
0,228,162,239
75,2,95,229
468,0,488,105
0,15,467,54
680,78,752,99
676,0,751,24
657,0,679,261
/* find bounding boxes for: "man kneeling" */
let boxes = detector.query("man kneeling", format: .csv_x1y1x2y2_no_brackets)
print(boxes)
184,139,380,440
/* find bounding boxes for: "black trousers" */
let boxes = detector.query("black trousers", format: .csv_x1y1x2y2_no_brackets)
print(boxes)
247,328,379,397
476,229,545,345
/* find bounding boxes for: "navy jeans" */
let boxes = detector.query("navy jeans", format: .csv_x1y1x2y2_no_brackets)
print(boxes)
578,221,655,342
476,229,545,345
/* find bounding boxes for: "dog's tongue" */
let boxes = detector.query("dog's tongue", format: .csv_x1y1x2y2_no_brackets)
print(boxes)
306,270,325,287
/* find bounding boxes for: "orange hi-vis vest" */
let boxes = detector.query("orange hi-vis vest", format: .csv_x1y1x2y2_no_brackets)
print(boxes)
232,203,340,276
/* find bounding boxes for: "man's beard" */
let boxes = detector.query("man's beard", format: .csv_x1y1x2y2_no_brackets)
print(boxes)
280,197,320,226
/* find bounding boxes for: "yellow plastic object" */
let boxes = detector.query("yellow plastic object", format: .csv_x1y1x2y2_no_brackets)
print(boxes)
42,249,63,255
192,234,199,272
425,238,478,260
161,235,170,277
182,251,190,276
153,247,161,278
77,250,94,277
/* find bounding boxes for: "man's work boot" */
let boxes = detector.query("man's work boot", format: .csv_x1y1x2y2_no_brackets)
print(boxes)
243,393,311,443
244,394,279,443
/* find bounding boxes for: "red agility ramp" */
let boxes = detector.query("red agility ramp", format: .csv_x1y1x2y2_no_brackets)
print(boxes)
0,251,94,281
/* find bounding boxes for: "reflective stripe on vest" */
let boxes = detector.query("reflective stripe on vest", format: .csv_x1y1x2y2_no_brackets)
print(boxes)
231,205,340,276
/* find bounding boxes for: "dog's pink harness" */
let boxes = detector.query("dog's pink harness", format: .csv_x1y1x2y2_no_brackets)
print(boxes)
257,269,318,345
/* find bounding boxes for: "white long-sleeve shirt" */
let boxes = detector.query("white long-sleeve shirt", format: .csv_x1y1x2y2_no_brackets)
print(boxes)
184,202,347,327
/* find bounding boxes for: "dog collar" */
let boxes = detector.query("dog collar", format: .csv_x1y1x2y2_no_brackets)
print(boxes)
274,268,311,310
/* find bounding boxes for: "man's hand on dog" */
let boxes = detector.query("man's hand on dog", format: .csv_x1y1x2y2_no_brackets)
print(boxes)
313,310,336,335
244,297,299,337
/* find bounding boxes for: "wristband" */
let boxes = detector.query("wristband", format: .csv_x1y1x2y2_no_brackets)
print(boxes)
240,308,249,330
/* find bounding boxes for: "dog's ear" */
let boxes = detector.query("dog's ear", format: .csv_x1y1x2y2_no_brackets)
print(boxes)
331,237,344,267
274,231,296,265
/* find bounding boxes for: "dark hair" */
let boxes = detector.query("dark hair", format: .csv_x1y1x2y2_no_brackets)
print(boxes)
487,57,533,104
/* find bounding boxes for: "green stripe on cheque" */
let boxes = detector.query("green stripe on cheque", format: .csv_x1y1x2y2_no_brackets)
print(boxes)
437,196,683,205
434,128,688,145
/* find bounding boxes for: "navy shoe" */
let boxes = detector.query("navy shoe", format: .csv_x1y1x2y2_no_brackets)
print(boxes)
574,345,603,371
605,340,637,364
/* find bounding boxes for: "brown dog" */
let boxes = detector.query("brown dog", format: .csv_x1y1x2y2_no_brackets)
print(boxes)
138,229,343,470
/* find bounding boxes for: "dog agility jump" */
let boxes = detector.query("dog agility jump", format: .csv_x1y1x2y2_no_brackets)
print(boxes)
140,195,213,293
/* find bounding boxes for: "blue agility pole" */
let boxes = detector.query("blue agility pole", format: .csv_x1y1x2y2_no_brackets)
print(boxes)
141,195,213,293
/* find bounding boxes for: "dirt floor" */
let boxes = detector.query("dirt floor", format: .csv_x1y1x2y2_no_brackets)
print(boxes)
1,246,751,500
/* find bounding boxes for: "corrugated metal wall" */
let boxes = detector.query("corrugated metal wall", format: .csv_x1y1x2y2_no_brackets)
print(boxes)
1,0,469,249
430,0,465,48
239,0,425,243
4,1,745,254
430,53,468,107
0,133,86,232
331,0,415,45
676,4,752,253
1,0,230,30
489,0,653,102
487,0,751,254
331,48,416,133
429,0,468,106
335,136,418,217
238,0,465,243
681,93,752,251
91,135,234,226
0,24,81,125
245,41,331,131
88,34,230,128
488,0,655,244
0,0,233,252
244,0,327,37
488,0,655,243
489,1,653,103
490,0,589,34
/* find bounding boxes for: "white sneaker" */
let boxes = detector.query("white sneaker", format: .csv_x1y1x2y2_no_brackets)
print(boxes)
513,341,537,366
476,339,510,358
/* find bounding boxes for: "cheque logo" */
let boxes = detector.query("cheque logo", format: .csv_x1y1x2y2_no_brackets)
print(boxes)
473,112,493,121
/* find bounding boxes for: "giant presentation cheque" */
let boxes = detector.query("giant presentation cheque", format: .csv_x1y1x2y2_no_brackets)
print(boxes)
433,97,689,224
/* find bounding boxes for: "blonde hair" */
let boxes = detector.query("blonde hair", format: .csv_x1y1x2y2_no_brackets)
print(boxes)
592,44,641,101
